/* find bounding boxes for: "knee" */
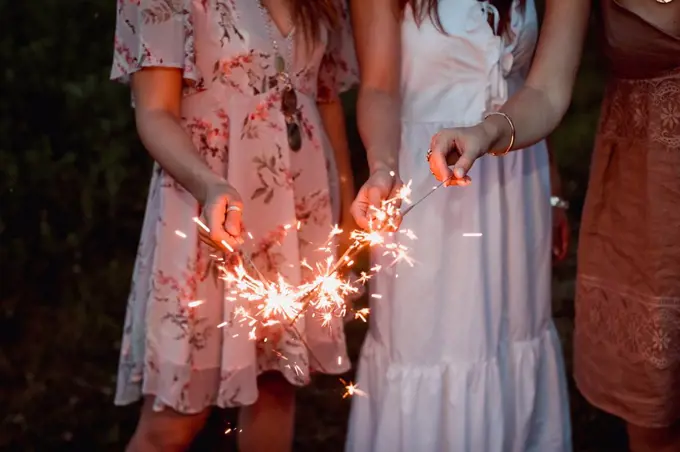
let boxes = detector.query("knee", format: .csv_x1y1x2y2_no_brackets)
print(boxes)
130,422,197,452
128,400,208,452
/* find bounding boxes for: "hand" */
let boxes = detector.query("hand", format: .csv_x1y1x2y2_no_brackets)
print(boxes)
428,123,497,186
350,167,404,230
552,205,569,263
199,181,244,252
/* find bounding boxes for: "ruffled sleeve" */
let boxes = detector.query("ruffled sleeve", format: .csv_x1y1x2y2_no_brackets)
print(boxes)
111,0,201,86
316,1,359,103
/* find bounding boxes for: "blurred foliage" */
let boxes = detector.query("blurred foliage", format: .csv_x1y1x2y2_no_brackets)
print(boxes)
0,0,621,450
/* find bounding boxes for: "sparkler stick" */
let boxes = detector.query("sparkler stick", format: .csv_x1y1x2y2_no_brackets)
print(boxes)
400,180,447,216
194,217,270,283
239,248,268,284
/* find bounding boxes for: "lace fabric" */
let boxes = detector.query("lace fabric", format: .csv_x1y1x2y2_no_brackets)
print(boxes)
574,57,680,425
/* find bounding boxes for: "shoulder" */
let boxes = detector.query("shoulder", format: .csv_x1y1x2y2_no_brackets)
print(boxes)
111,0,200,85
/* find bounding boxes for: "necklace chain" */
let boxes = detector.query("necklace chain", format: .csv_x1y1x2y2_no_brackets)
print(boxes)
257,0,296,85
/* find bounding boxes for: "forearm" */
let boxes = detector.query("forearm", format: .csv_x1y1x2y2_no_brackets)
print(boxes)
135,109,223,204
482,0,591,154
484,85,570,153
356,86,401,173
318,98,355,207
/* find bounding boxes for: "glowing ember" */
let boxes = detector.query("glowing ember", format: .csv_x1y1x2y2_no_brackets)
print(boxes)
340,378,367,398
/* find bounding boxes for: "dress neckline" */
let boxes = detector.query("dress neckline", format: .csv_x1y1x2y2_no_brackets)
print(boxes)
611,0,680,41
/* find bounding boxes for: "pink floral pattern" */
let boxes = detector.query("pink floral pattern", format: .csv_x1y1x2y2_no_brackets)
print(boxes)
111,0,358,413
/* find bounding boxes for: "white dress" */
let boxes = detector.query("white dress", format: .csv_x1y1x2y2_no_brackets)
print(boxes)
346,1,572,451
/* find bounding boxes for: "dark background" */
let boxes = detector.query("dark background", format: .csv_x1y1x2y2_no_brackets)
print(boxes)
0,0,625,450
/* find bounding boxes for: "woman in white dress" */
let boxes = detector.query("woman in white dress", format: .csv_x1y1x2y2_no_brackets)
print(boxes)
346,0,571,450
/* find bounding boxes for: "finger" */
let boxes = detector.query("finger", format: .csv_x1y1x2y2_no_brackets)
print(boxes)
452,150,477,181
367,183,387,210
389,213,403,231
205,201,236,252
197,211,221,249
443,175,472,187
224,196,244,239
198,229,219,249
350,192,370,230
387,177,404,208
446,152,460,166
429,135,453,183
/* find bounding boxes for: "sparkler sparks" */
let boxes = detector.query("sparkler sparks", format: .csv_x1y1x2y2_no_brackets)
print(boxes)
340,378,367,399
197,182,417,342
173,177,437,399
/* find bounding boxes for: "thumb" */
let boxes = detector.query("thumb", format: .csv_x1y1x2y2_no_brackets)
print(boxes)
205,200,230,246
452,150,478,180
367,184,385,210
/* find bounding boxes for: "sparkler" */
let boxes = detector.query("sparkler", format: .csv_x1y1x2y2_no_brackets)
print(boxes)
400,179,447,216
180,173,444,399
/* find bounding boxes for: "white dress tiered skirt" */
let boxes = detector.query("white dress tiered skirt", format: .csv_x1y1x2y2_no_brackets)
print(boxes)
345,121,572,452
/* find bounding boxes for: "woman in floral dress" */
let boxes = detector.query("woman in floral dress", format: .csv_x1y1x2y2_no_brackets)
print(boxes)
111,0,357,450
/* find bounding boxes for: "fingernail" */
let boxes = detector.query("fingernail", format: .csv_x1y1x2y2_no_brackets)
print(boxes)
454,168,464,178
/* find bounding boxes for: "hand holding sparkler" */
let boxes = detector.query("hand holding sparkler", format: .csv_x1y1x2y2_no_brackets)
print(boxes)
350,168,405,230
428,124,498,186
198,181,244,251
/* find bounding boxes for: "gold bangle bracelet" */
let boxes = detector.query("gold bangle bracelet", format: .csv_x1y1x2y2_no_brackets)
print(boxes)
484,111,515,156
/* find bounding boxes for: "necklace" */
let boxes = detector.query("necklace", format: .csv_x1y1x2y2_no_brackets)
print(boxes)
257,0,303,152
257,0,296,82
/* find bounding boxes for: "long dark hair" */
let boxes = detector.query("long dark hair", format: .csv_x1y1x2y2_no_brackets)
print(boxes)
292,0,341,42
399,0,523,36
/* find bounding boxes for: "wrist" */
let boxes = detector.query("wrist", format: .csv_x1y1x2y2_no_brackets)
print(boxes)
367,147,398,175
196,172,230,206
369,160,398,176
481,114,508,153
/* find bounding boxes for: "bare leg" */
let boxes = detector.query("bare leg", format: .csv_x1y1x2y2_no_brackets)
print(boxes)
627,421,680,452
126,396,210,452
238,372,296,452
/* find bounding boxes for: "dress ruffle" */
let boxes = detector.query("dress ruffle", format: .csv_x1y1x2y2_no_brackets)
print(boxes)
348,326,571,452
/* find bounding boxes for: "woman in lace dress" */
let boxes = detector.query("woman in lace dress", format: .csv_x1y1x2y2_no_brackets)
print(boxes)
110,0,357,450
346,0,571,450
427,0,680,450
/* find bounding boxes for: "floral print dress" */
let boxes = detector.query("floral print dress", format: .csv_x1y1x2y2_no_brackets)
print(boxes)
111,0,357,413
